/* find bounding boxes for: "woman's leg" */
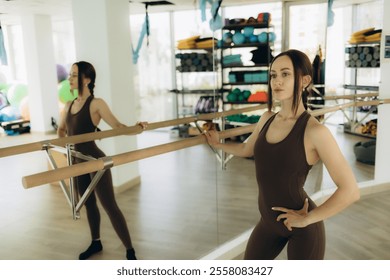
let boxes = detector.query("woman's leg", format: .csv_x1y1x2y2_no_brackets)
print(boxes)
244,218,288,260
77,174,102,259
287,221,326,260
94,171,134,256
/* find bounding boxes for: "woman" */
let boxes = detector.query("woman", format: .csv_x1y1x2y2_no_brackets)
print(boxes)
57,61,147,260
205,49,360,259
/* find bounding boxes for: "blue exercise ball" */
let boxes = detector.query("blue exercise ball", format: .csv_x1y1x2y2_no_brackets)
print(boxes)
0,105,21,122
249,34,258,43
269,32,276,42
232,31,245,45
223,32,233,44
258,32,268,43
243,27,254,37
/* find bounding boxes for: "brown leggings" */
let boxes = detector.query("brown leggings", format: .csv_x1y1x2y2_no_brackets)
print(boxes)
244,218,325,260
76,170,133,249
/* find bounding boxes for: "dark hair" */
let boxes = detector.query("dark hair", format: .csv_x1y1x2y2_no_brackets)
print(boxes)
74,61,96,96
267,49,313,114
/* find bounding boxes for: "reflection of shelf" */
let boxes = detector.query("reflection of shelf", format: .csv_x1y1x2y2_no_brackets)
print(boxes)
222,63,269,69
219,43,270,49
343,126,376,139
224,101,266,105
170,89,222,95
223,82,268,86
225,121,252,126
343,84,379,91
222,23,272,30
347,41,380,46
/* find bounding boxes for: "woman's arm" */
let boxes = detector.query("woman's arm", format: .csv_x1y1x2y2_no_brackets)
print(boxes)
92,98,148,130
57,102,71,137
304,123,360,224
92,98,126,129
205,111,274,158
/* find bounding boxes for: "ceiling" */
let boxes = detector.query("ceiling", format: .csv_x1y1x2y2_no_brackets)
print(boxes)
0,0,379,24
0,0,276,22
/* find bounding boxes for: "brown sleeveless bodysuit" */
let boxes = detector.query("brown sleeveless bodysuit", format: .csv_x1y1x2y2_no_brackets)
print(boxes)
66,95,105,159
244,111,325,260
65,95,132,248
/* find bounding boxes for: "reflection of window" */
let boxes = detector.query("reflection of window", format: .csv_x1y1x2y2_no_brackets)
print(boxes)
288,3,327,62
3,21,76,83
130,13,174,122
287,0,382,91
52,20,76,69
5,25,26,82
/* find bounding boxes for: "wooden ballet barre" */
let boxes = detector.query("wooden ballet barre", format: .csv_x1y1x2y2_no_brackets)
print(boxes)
309,102,355,116
0,124,145,158
309,99,390,116
18,98,390,189
355,99,390,106
314,92,379,100
22,124,255,189
0,104,266,158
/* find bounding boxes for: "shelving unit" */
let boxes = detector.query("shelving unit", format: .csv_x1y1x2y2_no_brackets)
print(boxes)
343,42,380,138
171,48,221,137
219,22,273,136
172,49,220,118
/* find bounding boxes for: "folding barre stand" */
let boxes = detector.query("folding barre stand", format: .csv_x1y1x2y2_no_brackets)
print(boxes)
43,143,113,220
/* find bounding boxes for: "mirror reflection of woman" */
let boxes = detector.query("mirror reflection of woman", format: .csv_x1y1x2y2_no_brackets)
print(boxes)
205,49,360,260
58,61,147,260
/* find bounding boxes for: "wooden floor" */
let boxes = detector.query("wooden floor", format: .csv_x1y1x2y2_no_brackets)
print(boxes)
0,120,389,260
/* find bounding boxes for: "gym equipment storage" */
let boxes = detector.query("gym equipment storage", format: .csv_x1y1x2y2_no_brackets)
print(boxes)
219,20,274,136
343,41,380,138
172,47,221,119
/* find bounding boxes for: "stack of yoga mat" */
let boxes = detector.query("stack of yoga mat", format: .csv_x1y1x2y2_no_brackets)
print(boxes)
228,70,268,83
226,114,260,124
348,27,381,44
177,35,217,50
345,44,380,68
175,52,215,72
222,54,243,66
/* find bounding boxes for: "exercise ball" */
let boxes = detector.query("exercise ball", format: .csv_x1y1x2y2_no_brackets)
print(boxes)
223,32,233,44
232,31,245,45
249,34,258,43
0,83,9,93
58,80,75,103
19,96,30,120
0,105,21,122
7,83,28,107
56,64,68,83
243,26,254,37
258,32,268,43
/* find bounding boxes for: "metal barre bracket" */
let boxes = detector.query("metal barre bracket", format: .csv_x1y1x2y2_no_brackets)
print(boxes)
102,156,114,169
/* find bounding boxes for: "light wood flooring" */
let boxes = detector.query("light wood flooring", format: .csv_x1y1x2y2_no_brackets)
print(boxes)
0,120,389,260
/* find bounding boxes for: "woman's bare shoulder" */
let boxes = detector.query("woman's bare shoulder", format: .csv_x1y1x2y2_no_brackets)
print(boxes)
306,115,333,141
251,110,276,134
260,110,276,123
90,97,108,108
63,100,72,111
